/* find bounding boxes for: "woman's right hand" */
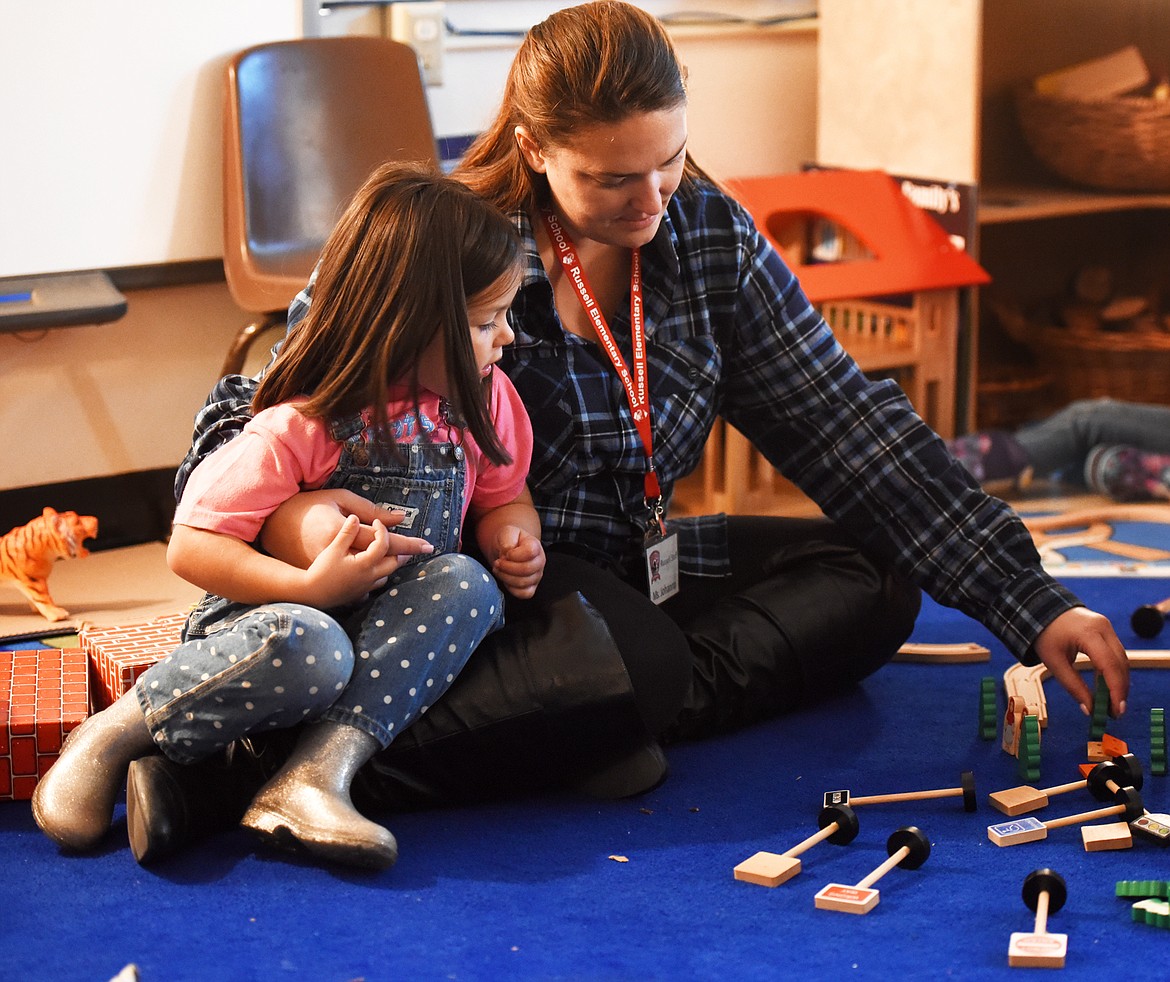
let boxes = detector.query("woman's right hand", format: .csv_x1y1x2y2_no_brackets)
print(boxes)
261,488,433,569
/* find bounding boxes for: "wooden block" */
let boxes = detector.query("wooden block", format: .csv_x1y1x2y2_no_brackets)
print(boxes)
1099,733,1127,757
989,786,1046,817
1034,44,1148,99
734,852,801,887
1017,714,1042,782
894,641,990,663
1132,898,1170,930
1085,740,1106,762
1131,813,1170,846
1002,701,1023,756
814,882,880,914
1116,879,1170,899
1081,821,1133,852
989,816,1047,847
1008,930,1067,968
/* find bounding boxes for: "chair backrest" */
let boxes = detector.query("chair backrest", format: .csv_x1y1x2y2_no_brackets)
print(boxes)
222,36,438,313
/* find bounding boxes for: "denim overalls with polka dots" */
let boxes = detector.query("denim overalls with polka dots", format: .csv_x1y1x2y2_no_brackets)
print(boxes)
137,409,506,765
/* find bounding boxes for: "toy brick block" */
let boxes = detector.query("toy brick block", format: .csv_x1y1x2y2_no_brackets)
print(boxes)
1151,708,1166,777
1116,879,1170,899
979,676,997,740
79,612,186,710
1099,732,1127,758
1132,897,1170,930
1017,714,1041,782
0,648,89,801
1088,675,1109,741
1081,821,1132,852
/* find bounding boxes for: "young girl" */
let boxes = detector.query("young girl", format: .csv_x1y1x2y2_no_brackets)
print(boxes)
32,161,544,871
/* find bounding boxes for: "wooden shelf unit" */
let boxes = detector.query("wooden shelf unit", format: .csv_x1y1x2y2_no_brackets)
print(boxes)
817,0,1170,432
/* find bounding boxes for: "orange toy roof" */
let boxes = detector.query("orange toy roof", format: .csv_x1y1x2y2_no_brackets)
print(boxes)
727,169,990,303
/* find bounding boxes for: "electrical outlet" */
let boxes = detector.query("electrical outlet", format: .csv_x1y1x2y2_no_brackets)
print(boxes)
389,2,445,87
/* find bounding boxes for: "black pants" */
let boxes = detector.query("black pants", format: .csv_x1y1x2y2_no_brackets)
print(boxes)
508,515,922,742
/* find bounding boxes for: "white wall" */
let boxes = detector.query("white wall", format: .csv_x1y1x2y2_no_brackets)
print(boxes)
0,1,304,277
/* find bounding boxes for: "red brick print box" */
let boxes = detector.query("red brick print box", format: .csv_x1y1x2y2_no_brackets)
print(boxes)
80,612,187,710
1,648,89,800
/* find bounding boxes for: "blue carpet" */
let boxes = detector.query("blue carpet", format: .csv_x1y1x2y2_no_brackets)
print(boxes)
2,578,1169,981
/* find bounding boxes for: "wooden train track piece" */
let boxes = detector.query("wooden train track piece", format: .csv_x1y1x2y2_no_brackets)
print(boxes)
893,641,990,663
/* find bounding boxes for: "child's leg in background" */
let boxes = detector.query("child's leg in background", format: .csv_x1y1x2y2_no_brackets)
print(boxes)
1016,398,1170,477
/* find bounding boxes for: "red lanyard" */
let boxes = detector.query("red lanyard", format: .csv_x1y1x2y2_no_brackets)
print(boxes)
542,210,663,517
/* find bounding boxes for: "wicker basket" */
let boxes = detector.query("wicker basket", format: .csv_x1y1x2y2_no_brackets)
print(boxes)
989,297,1170,406
1016,88,1170,192
1023,326,1170,405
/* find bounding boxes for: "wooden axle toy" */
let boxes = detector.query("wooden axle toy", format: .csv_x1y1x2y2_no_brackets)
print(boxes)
814,826,931,914
733,804,859,887
1131,596,1170,639
825,770,976,812
988,753,1144,816
988,786,1144,846
1008,869,1068,968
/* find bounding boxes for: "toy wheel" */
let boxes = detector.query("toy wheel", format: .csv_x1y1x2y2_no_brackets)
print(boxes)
1022,869,1067,914
1131,604,1166,639
817,803,860,845
960,770,977,812
886,826,930,869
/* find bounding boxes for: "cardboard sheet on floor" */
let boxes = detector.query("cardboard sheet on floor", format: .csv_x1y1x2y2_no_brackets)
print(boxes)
0,542,201,642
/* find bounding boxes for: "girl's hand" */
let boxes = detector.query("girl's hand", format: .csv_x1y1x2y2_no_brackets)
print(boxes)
262,488,433,568
490,525,546,599
300,516,402,608
1032,607,1130,717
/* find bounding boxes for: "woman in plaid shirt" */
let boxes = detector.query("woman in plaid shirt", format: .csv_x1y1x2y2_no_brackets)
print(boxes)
138,1,1128,860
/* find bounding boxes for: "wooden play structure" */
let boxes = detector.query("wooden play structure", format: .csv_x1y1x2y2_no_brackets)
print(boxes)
691,169,989,516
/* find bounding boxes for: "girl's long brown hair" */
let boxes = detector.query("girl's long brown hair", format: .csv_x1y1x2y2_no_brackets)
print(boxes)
453,0,715,214
253,161,521,465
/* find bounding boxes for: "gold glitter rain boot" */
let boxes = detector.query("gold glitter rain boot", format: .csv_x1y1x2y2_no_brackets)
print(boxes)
32,689,155,851
240,721,397,871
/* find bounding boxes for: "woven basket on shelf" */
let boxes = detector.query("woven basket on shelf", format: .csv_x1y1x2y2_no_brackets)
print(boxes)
990,298,1170,406
1021,326,1170,405
1016,88,1170,192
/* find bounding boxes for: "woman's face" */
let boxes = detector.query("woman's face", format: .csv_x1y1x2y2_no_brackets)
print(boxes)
517,105,688,250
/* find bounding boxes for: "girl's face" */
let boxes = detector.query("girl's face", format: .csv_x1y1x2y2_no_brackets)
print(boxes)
417,264,522,397
516,106,688,250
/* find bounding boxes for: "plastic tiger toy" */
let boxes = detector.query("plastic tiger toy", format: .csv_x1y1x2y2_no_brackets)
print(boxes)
0,507,98,621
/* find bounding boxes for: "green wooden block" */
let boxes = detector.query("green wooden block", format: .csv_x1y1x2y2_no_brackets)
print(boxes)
1132,898,1170,930
1088,674,1110,740
1017,714,1041,781
979,676,998,740
1152,708,1167,777
1116,879,1170,899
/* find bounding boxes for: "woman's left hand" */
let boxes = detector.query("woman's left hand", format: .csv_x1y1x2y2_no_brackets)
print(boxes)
1032,607,1130,717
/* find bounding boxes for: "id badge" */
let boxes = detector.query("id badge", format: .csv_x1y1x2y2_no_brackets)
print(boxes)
643,529,680,605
